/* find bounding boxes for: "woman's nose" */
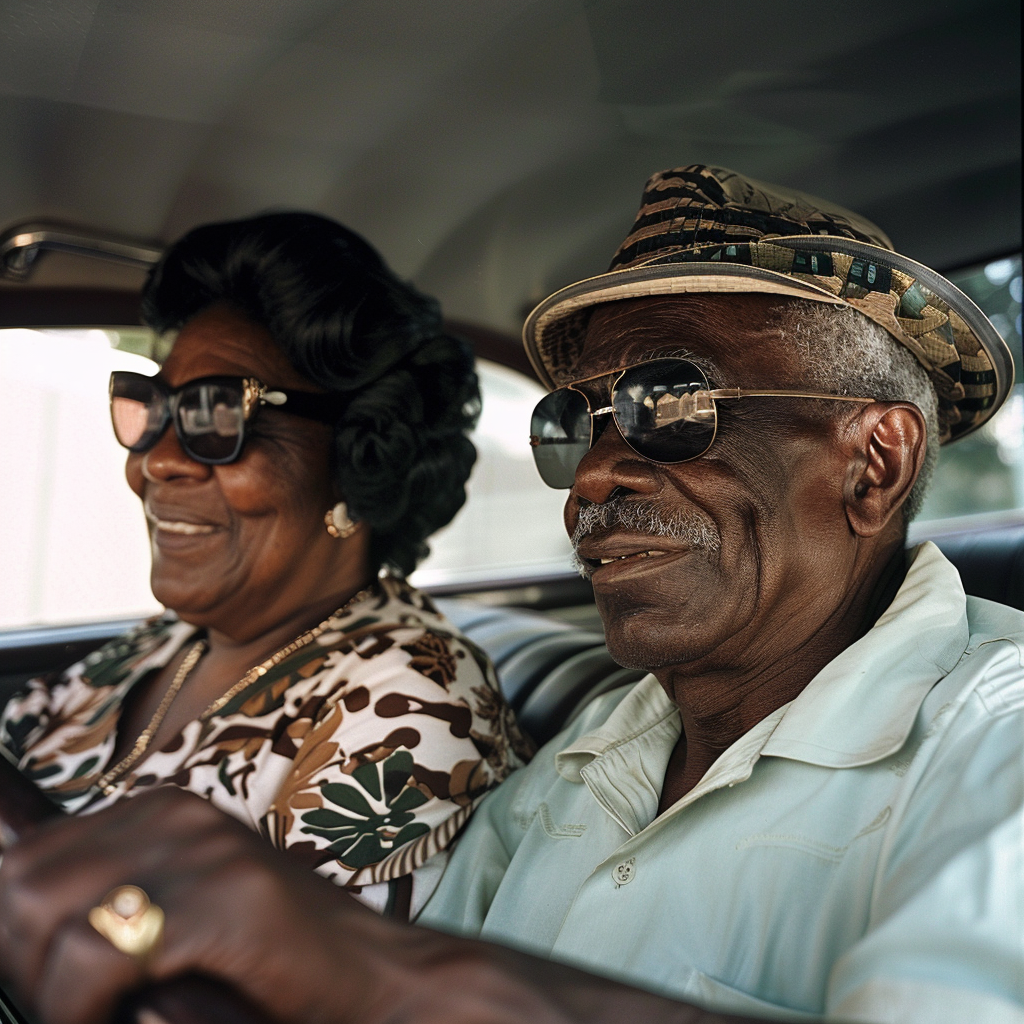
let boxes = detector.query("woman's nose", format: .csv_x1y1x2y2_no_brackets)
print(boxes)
140,425,212,483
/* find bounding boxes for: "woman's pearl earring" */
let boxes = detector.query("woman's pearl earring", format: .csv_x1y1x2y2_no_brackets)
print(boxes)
325,502,358,539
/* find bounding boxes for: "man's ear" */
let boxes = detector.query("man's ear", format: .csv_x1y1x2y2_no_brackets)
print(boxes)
842,403,927,537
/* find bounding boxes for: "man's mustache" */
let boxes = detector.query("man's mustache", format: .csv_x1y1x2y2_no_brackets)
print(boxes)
571,497,721,578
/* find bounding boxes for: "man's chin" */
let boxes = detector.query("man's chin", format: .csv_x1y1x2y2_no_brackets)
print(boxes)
602,632,691,672
596,597,716,672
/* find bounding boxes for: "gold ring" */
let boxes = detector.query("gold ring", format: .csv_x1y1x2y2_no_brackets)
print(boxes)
88,885,164,960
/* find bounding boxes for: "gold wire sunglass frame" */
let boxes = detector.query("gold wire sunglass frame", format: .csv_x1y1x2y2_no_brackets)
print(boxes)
529,358,875,476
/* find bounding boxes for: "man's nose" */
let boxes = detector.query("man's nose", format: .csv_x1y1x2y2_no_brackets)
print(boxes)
571,416,659,506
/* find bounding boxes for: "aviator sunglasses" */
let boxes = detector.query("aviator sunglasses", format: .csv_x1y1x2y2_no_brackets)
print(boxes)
530,357,874,489
109,371,342,465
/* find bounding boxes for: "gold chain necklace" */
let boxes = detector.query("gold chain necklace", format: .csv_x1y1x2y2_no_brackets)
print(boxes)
198,602,349,720
97,583,377,795
97,638,207,794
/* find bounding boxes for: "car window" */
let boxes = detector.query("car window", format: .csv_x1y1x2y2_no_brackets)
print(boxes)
0,335,571,630
0,327,162,629
410,361,573,589
915,255,1023,523
0,256,1018,631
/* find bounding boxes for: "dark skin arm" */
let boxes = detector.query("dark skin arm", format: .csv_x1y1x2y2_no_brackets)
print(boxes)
0,789,766,1024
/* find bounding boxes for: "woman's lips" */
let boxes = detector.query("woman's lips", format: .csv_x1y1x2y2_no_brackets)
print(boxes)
145,504,222,544
149,517,222,553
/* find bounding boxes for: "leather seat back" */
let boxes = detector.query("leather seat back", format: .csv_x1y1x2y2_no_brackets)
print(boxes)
923,524,1024,610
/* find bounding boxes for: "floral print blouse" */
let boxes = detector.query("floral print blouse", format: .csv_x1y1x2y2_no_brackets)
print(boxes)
0,579,531,913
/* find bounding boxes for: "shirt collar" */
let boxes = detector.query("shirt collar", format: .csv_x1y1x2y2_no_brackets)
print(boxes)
762,541,969,767
555,674,676,783
557,542,970,781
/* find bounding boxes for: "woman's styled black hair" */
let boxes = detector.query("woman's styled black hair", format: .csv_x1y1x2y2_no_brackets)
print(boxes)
141,212,480,576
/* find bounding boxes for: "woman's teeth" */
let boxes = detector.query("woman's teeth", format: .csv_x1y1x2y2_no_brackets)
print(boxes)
155,520,215,535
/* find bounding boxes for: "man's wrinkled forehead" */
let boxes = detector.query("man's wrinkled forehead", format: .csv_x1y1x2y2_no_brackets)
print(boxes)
569,293,804,387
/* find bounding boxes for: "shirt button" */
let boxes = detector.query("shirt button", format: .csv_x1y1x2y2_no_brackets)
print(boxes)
612,858,636,886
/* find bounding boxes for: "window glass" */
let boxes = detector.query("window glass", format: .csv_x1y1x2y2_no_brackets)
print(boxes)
0,334,569,630
0,328,161,629
411,361,572,588
915,255,1023,522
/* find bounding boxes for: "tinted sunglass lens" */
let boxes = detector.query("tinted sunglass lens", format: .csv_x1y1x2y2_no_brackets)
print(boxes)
613,359,716,462
110,374,166,451
176,382,246,462
530,388,592,488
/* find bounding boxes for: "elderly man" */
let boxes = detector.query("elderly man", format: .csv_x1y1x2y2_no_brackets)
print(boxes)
0,166,1021,1024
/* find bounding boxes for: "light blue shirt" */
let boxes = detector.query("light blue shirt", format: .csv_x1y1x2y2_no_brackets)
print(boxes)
420,543,1024,1022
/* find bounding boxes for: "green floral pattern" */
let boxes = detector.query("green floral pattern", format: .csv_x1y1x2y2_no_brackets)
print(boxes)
0,579,532,893
300,751,431,868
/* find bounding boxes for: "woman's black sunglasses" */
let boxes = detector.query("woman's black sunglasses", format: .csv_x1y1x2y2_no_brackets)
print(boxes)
109,371,342,465
530,357,874,489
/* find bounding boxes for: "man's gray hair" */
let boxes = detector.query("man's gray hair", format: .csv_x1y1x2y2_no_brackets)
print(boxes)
771,301,940,523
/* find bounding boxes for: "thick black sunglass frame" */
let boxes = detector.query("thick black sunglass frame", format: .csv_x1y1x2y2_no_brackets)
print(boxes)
109,371,342,465
529,357,875,489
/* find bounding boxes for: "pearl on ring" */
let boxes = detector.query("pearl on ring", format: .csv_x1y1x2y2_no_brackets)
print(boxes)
88,884,165,960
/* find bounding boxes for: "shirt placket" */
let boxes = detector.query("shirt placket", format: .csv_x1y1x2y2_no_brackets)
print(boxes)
571,711,784,897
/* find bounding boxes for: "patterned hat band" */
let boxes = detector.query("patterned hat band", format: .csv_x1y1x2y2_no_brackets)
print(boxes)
523,165,1015,444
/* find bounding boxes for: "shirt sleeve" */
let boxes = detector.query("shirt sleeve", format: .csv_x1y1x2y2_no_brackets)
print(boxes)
260,623,531,894
825,685,1024,1024
415,766,524,934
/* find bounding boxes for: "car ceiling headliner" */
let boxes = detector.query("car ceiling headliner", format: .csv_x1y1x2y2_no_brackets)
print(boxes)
0,0,1020,335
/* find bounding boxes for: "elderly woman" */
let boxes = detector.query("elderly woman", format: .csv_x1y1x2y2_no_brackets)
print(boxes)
0,212,530,917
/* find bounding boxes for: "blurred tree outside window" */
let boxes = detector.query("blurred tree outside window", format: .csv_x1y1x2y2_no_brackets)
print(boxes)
915,255,1023,522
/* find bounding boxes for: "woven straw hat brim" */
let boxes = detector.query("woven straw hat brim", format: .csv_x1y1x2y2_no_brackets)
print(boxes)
523,235,1015,445
524,263,845,386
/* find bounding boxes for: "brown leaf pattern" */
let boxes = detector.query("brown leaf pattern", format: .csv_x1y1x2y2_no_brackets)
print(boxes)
0,579,530,892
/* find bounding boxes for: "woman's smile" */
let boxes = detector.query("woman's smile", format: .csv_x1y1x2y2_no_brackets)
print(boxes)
153,520,216,536
144,500,224,551
149,519,221,553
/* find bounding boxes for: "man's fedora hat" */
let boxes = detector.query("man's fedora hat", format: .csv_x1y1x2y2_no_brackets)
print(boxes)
523,165,1015,443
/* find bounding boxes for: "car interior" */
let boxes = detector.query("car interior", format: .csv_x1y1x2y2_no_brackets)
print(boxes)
0,1,1021,1020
